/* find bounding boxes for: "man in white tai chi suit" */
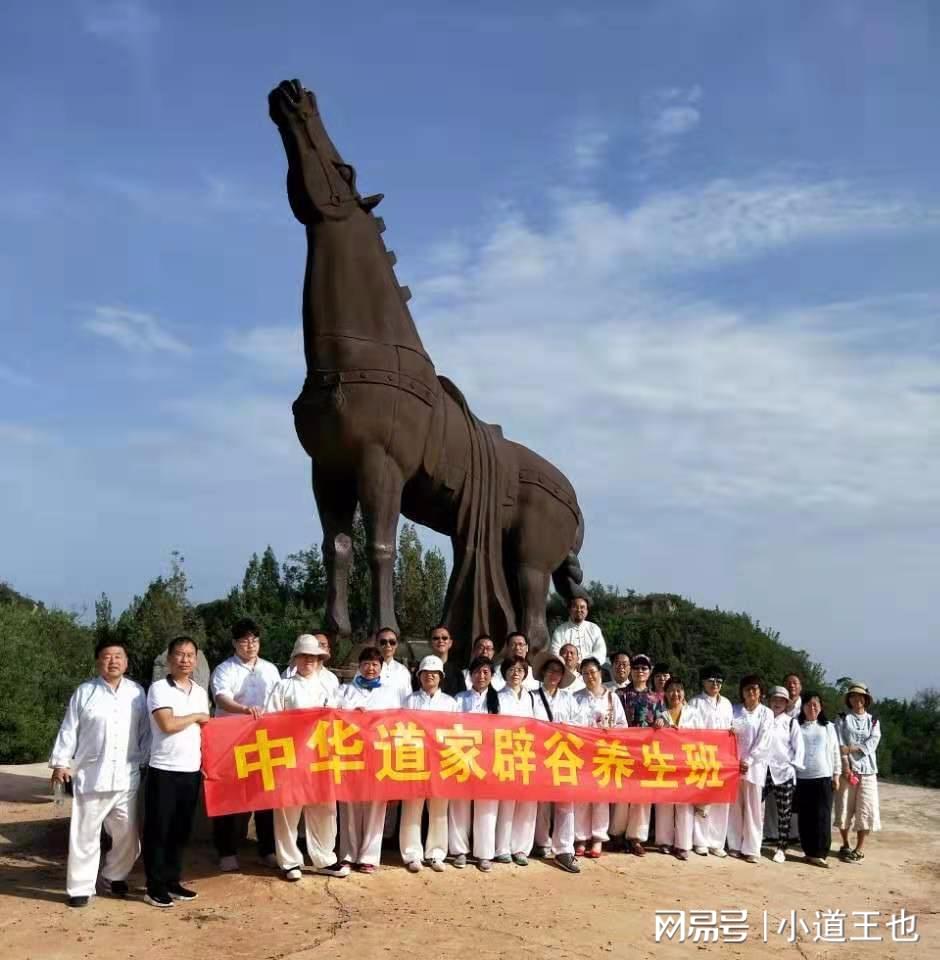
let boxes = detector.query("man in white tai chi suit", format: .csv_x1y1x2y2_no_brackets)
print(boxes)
50,639,150,907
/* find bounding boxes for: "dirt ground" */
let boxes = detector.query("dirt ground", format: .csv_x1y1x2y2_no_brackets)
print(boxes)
1,764,937,960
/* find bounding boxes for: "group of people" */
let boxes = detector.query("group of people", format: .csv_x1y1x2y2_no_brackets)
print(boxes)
49,597,881,909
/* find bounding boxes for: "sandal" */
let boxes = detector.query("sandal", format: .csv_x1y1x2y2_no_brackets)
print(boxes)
846,849,865,863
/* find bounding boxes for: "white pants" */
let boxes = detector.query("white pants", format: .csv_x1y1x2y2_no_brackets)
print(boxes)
274,803,337,870
67,789,140,897
727,780,764,857
626,803,652,842
449,798,499,860
339,801,386,867
535,801,575,856
575,802,609,842
400,798,448,863
609,802,629,838
654,803,694,852
495,800,537,857
693,802,730,850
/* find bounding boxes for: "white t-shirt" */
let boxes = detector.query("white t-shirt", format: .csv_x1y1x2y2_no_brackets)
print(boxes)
210,655,282,718
147,678,210,773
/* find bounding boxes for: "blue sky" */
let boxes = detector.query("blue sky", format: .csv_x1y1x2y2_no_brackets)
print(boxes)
2,1,937,698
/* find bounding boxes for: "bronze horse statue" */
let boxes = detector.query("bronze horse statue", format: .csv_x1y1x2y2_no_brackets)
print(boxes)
269,79,586,660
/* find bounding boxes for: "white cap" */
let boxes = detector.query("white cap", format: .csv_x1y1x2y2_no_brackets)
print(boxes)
291,634,330,661
417,655,445,675
768,685,789,701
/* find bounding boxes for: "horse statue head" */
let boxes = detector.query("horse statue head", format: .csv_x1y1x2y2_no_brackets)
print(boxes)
268,79,383,224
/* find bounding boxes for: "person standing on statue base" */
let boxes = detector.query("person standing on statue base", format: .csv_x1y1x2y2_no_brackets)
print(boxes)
209,617,281,873
375,626,412,703
143,636,211,908
50,639,150,908
550,597,607,667
414,625,466,696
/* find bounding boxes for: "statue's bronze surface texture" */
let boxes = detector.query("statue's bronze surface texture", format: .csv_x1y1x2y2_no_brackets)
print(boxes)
269,80,586,660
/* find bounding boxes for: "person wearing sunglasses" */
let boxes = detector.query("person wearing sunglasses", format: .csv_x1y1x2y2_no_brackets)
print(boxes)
375,626,412,703
689,664,733,858
209,618,282,873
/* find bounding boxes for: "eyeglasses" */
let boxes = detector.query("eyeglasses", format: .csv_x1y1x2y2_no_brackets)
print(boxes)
704,678,724,684
431,635,450,642
378,639,397,646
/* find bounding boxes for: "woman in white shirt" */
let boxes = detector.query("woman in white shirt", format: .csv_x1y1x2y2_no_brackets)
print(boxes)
573,657,627,858
795,692,842,868
530,651,580,874
400,656,458,873
764,685,804,864
727,675,774,863
337,645,402,874
265,634,350,882
493,656,538,865
449,656,501,872
655,679,699,861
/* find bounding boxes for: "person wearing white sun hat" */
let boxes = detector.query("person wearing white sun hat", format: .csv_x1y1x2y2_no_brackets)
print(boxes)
763,685,804,864
835,682,881,863
265,634,350,882
400,655,457,873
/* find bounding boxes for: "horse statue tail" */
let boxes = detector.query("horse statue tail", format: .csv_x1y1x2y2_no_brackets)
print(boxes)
551,510,589,603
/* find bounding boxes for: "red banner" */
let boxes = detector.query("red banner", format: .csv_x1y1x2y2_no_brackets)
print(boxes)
202,708,738,817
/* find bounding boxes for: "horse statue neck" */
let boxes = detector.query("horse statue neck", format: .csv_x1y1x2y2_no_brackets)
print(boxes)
302,209,429,372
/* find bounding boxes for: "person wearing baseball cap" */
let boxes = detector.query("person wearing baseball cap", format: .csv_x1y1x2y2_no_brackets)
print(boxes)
763,686,804,863
400,656,458,873
265,634,349,882
835,683,881,863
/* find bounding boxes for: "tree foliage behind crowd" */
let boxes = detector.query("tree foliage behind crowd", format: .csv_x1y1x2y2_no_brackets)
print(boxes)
2,532,937,783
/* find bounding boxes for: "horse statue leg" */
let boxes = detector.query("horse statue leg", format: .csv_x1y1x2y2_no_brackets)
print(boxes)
312,463,356,639
357,448,404,636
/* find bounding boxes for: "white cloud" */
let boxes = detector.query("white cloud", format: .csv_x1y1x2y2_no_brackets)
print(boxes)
571,122,611,176
83,305,191,355
226,326,303,380
81,0,158,48
411,181,940,519
643,85,702,161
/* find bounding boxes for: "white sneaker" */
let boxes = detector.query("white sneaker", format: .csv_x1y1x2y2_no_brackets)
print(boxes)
772,848,786,864
314,862,350,878
406,860,423,873
708,847,728,858
284,868,302,882
693,846,709,856
261,853,280,869
219,856,239,872
428,859,445,872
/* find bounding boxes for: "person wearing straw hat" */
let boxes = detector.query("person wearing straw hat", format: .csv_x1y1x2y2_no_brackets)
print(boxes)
835,682,881,863
265,633,350,882
449,655,501,872
337,645,402,874
530,650,580,873
401,655,458,873
763,685,804,864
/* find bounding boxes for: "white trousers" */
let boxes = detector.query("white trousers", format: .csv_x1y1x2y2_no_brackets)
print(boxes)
339,801,386,867
400,798,448,863
693,802,730,850
67,789,140,897
727,780,764,857
626,803,651,842
575,802,610,842
609,802,629,837
495,800,537,857
654,803,694,852
535,801,575,856
448,798,499,860
274,803,337,870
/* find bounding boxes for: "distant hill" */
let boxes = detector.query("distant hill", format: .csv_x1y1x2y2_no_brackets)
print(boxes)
0,581,42,610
